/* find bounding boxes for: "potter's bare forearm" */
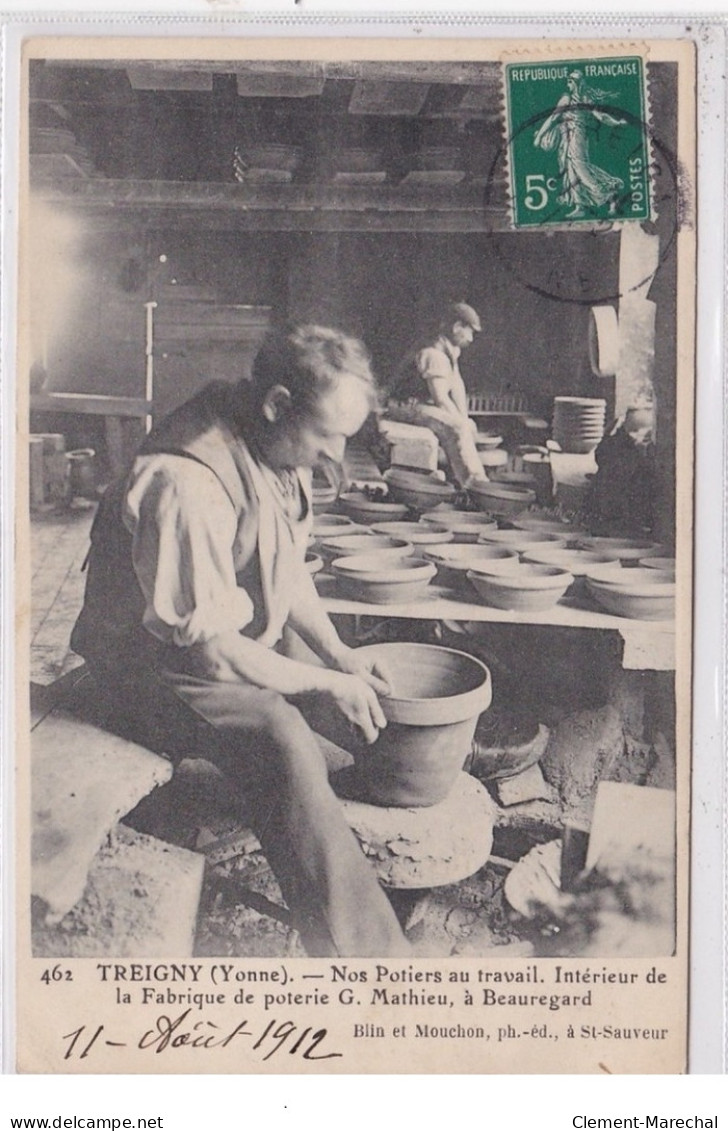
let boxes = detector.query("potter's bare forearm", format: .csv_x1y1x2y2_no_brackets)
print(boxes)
287,566,349,667
190,630,335,694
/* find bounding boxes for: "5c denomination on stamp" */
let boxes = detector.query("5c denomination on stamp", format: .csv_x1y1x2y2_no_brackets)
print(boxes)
504,56,651,228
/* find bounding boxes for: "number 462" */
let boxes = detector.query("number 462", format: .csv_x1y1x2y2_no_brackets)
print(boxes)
524,174,558,210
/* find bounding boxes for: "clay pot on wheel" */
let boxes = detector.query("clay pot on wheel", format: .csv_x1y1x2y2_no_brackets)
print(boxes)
351,642,492,807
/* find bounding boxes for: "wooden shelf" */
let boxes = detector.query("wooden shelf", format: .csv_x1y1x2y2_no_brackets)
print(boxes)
31,392,152,419
318,580,675,671
30,178,510,233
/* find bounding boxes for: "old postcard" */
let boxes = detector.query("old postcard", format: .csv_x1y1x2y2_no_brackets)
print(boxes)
13,32,695,1073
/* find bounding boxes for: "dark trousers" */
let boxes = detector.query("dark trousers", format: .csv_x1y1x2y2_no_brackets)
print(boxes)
79,658,410,958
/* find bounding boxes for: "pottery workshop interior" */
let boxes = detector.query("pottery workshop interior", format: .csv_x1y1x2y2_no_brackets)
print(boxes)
29,57,679,959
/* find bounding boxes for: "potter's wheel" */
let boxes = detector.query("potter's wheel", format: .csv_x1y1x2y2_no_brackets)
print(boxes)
337,771,495,889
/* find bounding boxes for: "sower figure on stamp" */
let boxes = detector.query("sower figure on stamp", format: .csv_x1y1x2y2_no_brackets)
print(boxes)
385,301,488,488
533,70,626,219
71,324,411,958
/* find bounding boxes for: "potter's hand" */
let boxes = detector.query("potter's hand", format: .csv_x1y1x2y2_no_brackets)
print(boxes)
332,646,392,698
320,670,387,745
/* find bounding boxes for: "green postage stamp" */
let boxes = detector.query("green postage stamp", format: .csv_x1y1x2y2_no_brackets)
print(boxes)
504,56,651,227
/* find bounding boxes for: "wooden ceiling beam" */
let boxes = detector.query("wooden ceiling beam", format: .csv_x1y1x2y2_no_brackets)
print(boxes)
42,59,502,85
348,81,431,117
30,177,500,211
49,208,509,234
126,67,214,92
28,178,509,231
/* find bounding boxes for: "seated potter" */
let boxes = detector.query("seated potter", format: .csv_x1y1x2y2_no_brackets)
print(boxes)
70,324,411,959
386,300,488,488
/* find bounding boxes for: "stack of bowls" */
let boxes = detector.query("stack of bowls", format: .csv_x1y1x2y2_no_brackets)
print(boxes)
467,560,573,612
584,564,675,620
552,397,607,454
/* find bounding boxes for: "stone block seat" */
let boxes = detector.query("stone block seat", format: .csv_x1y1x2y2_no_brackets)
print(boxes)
29,666,357,957
30,666,204,956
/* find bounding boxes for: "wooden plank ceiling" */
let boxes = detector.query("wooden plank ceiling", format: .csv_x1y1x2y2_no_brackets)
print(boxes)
28,60,507,230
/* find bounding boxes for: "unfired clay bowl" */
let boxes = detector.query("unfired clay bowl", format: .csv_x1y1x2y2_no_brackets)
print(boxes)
350,642,492,806
386,477,458,510
492,470,537,489
475,433,503,450
585,573,675,620
639,556,676,575
311,514,362,542
319,533,412,564
419,510,498,543
576,536,665,563
477,529,568,555
338,492,409,524
311,484,339,514
467,562,573,612
479,449,508,470
384,467,445,488
584,565,675,588
521,548,614,596
371,520,454,547
511,516,587,545
331,554,436,604
424,544,519,593
467,480,537,517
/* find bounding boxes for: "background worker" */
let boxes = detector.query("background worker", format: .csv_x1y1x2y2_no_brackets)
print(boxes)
386,300,488,488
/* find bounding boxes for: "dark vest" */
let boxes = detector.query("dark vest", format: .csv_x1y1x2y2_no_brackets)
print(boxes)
70,382,303,672
389,337,456,403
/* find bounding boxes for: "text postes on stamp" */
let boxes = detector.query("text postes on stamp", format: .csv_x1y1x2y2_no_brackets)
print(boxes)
504,57,651,228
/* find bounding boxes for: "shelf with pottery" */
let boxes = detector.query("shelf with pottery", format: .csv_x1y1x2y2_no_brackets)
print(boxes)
318,578,675,672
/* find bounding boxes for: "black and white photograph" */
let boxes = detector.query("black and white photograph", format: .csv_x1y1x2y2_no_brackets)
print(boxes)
15,35,696,1074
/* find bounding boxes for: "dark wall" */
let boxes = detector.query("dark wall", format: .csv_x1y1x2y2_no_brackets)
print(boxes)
36,212,619,423
39,223,286,397
284,228,619,417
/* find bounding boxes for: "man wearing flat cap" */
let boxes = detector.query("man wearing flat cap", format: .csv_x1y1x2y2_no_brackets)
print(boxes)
387,300,487,487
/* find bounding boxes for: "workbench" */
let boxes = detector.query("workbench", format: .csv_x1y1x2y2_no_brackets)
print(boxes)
319,579,675,672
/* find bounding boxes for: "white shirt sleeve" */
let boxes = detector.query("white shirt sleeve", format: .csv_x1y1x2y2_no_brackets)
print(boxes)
416,346,454,385
123,454,255,647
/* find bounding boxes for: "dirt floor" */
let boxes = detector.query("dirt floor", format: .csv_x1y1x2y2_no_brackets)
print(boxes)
123,763,532,959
